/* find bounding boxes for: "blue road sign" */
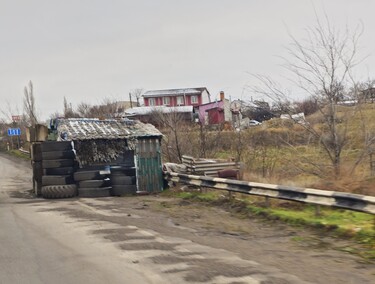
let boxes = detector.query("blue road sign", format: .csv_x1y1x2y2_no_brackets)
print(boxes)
7,128,21,136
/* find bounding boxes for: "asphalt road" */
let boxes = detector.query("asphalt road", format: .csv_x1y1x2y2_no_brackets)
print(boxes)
0,154,152,284
0,153,374,284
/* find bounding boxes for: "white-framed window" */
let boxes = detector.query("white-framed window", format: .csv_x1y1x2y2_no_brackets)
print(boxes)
176,96,184,105
163,97,170,106
191,95,198,104
148,98,156,106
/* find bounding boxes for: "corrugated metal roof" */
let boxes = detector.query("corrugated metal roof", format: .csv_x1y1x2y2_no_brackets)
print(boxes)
125,105,193,116
143,87,208,98
56,118,162,141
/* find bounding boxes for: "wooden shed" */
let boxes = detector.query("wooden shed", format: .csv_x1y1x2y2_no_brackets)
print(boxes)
55,118,164,194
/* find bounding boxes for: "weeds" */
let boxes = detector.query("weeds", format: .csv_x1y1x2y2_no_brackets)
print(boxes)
8,149,30,160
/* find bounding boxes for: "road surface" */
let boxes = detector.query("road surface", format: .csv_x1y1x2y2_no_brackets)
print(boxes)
0,153,374,283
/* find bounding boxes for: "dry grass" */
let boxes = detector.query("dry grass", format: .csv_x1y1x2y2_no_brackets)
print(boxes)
238,103,375,194
161,103,375,195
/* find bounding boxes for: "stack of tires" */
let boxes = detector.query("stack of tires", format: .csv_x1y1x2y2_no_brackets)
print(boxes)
31,143,43,196
40,141,77,199
110,166,137,196
74,168,111,198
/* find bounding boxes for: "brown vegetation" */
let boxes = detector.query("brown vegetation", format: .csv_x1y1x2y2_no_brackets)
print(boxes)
160,103,375,196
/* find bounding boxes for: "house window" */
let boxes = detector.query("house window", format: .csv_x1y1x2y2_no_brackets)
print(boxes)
163,97,170,106
176,96,184,105
191,95,198,104
149,98,156,106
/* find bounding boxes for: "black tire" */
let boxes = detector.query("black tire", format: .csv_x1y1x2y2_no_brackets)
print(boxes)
44,166,75,175
110,175,135,185
41,184,77,199
42,150,75,160
42,175,74,186
77,165,104,171
74,170,103,182
110,185,137,196
34,179,42,196
31,143,42,162
42,159,74,169
78,187,111,198
32,161,43,182
111,167,136,176
41,141,72,152
79,179,107,188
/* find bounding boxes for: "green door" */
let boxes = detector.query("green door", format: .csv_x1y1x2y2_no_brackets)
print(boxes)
135,138,163,193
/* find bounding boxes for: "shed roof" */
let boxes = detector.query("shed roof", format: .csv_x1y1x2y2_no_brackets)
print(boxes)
56,118,162,141
143,87,209,98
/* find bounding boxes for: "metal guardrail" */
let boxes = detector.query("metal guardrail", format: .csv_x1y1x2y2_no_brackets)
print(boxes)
164,172,375,215
18,148,30,155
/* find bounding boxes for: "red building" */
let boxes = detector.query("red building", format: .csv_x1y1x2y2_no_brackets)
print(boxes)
143,87,211,107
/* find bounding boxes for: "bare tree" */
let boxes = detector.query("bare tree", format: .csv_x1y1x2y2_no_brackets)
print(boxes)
152,108,188,163
63,97,78,118
23,81,38,126
0,101,21,123
59,98,123,119
86,98,122,119
251,15,364,178
130,88,144,107
76,102,92,118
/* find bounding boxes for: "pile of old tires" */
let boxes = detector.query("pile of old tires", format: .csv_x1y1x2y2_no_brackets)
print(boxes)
110,166,137,196
74,168,111,198
31,143,43,196
40,141,77,199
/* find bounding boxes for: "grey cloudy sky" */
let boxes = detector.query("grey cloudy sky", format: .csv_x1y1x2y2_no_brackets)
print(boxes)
1,0,375,120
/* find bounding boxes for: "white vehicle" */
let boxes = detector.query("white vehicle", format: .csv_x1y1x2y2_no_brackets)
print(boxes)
248,120,261,126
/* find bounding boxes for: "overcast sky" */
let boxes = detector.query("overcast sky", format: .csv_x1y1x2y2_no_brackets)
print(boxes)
1,0,375,120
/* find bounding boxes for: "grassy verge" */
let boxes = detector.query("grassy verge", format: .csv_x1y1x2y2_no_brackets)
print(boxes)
161,189,375,259
7,149,31,160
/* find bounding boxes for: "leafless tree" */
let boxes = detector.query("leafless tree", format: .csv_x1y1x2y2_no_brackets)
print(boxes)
98,98,122,118
130,88,144,107
82,98,122,119
353,79,375,103
250,14,364,178
0,101,21,123
151,108,189,163
63,97,78,118
23,81,38,126
76,102,92,118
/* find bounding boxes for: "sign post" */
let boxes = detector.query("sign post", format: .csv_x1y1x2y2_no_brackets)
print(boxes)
7,128,21,149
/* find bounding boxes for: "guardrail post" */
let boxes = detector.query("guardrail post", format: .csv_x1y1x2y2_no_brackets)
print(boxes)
265,196,270,208
228,190,233,199
315,205,321,217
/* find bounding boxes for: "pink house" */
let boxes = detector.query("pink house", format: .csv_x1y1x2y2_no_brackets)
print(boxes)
143,87,211,107
195,91,232,125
